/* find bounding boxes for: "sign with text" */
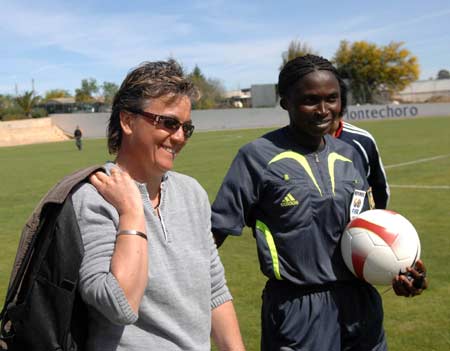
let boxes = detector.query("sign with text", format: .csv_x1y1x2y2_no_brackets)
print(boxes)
343,103,450,121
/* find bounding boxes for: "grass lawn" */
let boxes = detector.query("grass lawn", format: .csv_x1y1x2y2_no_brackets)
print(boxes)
1,116,449,350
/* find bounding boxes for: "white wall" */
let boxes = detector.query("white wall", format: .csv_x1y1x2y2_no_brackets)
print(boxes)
50,103,450,139
394,79,450,102
50,107,289,138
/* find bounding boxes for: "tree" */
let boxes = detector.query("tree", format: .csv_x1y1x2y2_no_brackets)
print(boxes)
333,40,419,104
0,94,19,120
280,39,318,70
0,94,15,110
102,81,119,106
188,66,225,109
437,69,450,80
44,89,72,101
15,91,41,118
75,78,99,103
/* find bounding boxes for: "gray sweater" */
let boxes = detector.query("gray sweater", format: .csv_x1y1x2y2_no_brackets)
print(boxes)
72,163,232,350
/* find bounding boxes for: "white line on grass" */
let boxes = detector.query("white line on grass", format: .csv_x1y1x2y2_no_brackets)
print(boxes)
385,154,450,169
389,185,450,190
385,154,450,190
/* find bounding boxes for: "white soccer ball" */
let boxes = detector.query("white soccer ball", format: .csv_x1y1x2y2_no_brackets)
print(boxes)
341,209,421,285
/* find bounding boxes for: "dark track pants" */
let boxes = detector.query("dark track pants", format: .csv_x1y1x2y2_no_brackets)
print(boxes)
261,280,387,351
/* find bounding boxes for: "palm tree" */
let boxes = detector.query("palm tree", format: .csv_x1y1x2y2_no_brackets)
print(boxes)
15,91,40,118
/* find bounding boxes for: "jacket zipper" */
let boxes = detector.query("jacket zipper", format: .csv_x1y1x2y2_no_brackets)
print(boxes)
313,152,330,196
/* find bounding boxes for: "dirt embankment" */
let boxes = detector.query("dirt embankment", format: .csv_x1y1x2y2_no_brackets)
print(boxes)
0,118,69,147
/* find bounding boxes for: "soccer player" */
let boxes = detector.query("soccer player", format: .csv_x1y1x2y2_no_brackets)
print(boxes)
212,55,427,351
330,117,390,209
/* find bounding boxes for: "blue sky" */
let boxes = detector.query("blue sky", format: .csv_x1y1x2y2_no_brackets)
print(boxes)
1,0,449,96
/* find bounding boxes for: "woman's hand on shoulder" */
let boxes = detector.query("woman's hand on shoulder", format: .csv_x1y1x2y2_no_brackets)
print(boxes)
392,259,428,297
89,167,143,216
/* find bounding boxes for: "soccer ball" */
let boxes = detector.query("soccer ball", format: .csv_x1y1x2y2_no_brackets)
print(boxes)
341,209,421,285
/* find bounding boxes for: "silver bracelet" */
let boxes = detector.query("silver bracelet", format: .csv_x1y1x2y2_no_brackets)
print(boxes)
116,229,148,240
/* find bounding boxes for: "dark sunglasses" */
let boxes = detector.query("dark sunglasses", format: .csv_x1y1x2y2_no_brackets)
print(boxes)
129,109,195,138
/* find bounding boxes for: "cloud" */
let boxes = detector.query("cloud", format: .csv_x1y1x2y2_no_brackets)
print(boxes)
337,8,450,41
0,2,193,66
1,1,449,92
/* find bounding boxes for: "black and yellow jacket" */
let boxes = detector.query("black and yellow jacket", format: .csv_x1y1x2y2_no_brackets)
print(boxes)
212,126,369,286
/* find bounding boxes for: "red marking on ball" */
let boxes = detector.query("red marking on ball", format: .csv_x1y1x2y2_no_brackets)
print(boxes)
348,217,398,246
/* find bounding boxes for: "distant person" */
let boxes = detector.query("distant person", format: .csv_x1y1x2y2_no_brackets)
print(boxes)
211,54,427,351
330,117,390,209
74,125,83,151
71,60,245,350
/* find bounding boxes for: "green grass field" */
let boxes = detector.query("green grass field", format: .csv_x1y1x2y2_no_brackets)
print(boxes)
1,116,449,350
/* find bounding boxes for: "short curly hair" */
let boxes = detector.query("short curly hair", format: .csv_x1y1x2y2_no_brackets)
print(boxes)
278,54,347,116
107,60,200,154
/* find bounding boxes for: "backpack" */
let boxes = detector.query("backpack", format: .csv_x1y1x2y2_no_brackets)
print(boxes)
0,165,103,351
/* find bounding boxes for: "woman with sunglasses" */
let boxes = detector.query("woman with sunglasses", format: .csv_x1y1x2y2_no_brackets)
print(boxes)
72,60,245,351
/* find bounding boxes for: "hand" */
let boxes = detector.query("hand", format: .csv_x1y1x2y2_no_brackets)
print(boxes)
392,259,428,297
89,167,143,216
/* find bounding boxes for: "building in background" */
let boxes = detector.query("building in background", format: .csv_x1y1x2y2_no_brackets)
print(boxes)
393,79,450,102
250,84,278,108
40,96,108,114
223,88,252,108
42,97,76,114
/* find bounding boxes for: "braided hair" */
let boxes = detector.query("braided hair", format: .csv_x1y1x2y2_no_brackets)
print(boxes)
278,54,347,115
